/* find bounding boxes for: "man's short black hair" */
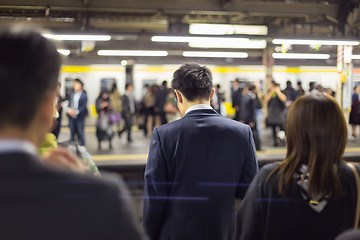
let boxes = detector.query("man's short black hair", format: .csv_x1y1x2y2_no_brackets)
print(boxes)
0,26,61,129
171,63,213,101
74,78,84,87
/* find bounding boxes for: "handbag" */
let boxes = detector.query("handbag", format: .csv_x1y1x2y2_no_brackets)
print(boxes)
348,163,360,229
109,112,121,123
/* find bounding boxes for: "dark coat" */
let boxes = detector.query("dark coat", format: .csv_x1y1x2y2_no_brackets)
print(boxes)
0,152,147,240
236,162,359,240
143,109,259,240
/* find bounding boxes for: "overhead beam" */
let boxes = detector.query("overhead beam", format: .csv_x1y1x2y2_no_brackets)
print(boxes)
0,1,339,18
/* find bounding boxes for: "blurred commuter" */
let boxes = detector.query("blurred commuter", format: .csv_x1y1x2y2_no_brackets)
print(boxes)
119,83,136,142
296,80,305,98
51,82,63,138
250,83,264,140
232,79,242,120
325,88,336,97
155,80,171,125
283,81,297,130
95,90,114,149
109,83,123,135
264,80,286,147
143,63,258,240
236,94,359,240
309,81,316,93
349,85,360,140
163,91,180,122
143,84,159,137
211,84,225,115
0,26,146,240
67,78,88,146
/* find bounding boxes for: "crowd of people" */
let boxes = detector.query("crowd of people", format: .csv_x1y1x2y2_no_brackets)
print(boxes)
2,25,360,240
232,79,338,148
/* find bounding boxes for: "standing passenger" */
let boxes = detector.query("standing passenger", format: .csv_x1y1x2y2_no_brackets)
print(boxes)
349,85,360,140
155,80,171,125
51,82,63,138
143,63,258,240
95,91,113,149
119,83,136,142
67,79,88,146
264,80,286,147
236,94,357,240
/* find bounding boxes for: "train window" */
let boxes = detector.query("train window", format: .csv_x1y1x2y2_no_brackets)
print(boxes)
100,78,116,92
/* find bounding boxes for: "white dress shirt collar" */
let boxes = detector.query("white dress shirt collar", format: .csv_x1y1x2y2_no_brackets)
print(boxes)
0,139,37,156
185,104,213,116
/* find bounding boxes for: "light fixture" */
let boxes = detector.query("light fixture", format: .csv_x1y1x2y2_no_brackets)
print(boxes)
57,49,70,56
98,50,168,57
272,53,330,59
189,38,266,49
183,51,248,58
352,55,360,60
151,36,267,49
189,23,268,35
43,34,111,41
121,60,128,65
272,39,360,46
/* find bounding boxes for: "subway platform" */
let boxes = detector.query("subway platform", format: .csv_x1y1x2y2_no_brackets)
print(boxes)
57,121,360,172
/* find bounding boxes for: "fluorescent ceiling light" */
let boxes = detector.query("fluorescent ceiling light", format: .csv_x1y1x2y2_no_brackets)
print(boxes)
98,50,168,57
352,55,360,60
189,23,268,35
43,34,111,41
183,51,248,58
57,49,70,56
273,39,359,46
151,36,266,49
189,39,266,49
272,53,330,59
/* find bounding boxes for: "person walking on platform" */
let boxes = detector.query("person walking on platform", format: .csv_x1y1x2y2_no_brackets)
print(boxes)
0,26,147,240
119,83,136,142
236,94,359,240
349,85,360,140
155,80,171,125
143,63,259,240
67,78,88,146
109,83,123,136
95,90,114,149
232,79,242,121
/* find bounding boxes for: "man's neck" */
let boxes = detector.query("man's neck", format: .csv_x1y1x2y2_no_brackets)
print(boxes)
181,100,210,116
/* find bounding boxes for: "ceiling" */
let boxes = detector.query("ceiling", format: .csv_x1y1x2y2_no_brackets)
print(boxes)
1,0,360,66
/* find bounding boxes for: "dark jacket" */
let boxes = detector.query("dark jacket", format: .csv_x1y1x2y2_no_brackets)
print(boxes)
236,162,359,240
68,91,88,119
143,109,259,240
0,152,147,240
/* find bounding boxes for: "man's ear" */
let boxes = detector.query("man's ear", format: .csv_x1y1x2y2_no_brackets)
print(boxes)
209,88,215,101
174,90,183,104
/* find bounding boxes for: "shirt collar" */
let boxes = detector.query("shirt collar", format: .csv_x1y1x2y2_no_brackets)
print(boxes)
0,139,37,156
185,104,213,116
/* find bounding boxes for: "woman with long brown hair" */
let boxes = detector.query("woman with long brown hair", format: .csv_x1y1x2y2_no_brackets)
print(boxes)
236,93,359,240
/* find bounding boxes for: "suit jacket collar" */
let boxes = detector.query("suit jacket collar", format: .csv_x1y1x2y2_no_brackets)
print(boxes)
183,108,220,118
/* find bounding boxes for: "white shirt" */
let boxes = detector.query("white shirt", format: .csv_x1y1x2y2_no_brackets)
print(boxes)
185,104,213,116
73,91,83,110
0,139,37,156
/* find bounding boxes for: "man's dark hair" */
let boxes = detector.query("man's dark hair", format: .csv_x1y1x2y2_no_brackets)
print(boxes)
171,63,213,101
74,78,84,87
0,26,61,129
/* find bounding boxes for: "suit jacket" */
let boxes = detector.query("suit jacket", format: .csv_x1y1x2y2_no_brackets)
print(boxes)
68,91,88,119
0,152,147,240
143,109,259,240
121,94,135,119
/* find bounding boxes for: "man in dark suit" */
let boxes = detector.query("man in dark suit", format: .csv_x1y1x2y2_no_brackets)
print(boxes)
0,26,147,240
67,78,88,146
119,83,136,142
143,63,259,240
